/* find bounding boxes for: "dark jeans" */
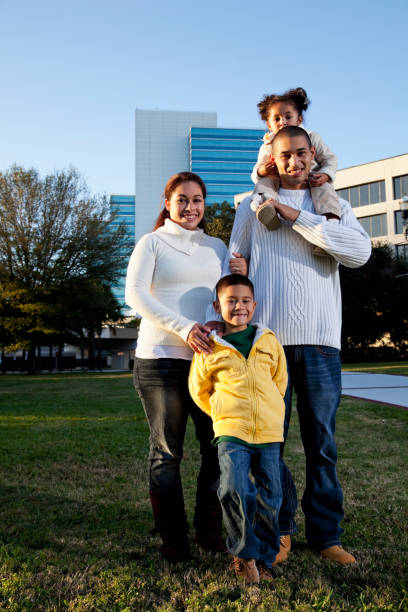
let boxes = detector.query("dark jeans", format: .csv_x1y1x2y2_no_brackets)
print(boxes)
279,345,344,551
134,357,220,538
218,441,281,567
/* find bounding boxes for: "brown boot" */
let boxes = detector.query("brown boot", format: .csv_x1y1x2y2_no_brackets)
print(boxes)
258,564,277,582
149,490,191,563
256,203,281,231
230,557,259,584
194,488,227,553
320,545,356,565
272,534,291,566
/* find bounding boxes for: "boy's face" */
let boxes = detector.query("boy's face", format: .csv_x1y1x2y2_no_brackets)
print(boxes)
214,284,256,334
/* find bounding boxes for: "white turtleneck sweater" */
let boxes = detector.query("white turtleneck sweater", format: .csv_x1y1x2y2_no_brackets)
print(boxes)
125,218,227,360
225,190,372,349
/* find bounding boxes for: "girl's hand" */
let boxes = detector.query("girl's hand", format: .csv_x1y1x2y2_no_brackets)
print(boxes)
258,160,279,178
187,323,213,355
229,252,248,276
310,173,329,187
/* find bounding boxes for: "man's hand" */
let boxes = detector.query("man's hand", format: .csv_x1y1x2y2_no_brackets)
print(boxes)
265,199,300,223
187,323,213,355
309,173,330,187
229,252,248,276
257,160,279,178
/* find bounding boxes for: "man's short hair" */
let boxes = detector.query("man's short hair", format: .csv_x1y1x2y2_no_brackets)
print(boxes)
272,125,312,153
215,274,254,299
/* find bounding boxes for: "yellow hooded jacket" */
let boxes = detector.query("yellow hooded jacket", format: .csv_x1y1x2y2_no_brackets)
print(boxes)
188,327,288,444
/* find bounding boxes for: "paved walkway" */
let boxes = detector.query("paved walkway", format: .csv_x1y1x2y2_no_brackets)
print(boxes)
341,372,408,408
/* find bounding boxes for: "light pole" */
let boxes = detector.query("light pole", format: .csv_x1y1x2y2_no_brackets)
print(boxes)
400,194,408,240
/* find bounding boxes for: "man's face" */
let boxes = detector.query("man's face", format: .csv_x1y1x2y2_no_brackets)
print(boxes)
273,134,315,190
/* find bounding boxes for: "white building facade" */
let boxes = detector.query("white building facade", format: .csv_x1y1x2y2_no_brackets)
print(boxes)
134,109,217,242
334,153,408,259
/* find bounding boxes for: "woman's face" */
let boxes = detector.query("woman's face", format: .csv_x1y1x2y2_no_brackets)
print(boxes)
165,181,205,231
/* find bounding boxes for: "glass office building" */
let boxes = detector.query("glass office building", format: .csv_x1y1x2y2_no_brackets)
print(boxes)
109,195,136,305
190,127,265,206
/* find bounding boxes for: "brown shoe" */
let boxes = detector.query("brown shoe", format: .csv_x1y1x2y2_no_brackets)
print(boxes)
272,535,291,566
256,203,281,231
231,557,260,584
320,545,356,565
258,564,277,582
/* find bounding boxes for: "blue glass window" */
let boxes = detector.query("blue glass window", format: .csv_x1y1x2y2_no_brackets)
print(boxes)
336,180,385,207
359,214,387,237
393,174,408,200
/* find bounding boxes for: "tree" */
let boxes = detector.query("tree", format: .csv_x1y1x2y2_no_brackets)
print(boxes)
0,165,133,362
340,244,408,357
205,201,236,245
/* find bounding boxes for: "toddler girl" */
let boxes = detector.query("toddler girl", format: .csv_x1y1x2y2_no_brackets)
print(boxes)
250,87,341,255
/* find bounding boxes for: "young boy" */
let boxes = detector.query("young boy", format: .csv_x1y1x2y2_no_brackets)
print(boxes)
188,274,288,584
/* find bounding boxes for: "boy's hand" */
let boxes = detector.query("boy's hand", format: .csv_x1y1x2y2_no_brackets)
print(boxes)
187,323,213,355
309,172,329,187
257,160,279,178
229,252,248,276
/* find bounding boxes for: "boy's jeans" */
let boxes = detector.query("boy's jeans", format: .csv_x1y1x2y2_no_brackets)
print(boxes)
279,345,344,551
218,440,282,567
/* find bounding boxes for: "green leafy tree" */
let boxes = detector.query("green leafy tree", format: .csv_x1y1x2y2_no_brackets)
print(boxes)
205,201,235,245
340,244,408,357
0,165,132,365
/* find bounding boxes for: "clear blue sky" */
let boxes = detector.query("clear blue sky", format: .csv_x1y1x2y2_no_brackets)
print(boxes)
1,0,407,196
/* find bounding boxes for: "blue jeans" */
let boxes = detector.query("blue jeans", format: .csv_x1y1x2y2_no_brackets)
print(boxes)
134,358,221,540
218,441,282,567
279,345,344,551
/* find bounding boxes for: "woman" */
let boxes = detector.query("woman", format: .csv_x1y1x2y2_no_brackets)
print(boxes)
126,172,232,562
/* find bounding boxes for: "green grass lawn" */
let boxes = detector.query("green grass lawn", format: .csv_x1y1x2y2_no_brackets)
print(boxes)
0,372,407,611
342,361,408,376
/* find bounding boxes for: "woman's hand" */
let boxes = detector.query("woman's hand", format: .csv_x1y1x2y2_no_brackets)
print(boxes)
205,320,225,337
187,323,213,355
229,252,248,276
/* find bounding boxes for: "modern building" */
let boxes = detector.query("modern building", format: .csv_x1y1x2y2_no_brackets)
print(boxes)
189,127,264,206
134,109,217,242
111,109,265,305
109,195,135,304
334,153,408,259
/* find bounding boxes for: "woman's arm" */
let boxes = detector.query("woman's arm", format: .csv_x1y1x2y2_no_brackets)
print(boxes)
125,235,196,342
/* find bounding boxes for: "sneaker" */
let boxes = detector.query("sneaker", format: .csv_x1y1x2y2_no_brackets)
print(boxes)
320,545,356,565
231,557,260,584
256,203,281,231
272,535,291,566
258,564,277,582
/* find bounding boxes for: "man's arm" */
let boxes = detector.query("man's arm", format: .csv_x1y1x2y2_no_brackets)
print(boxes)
274,199,371,268
222,197,253,277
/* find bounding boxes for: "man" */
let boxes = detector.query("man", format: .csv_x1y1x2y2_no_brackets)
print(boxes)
225,125,372,564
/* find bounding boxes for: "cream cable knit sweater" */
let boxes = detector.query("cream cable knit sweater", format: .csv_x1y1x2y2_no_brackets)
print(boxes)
225,190,371,349
125,219,227,359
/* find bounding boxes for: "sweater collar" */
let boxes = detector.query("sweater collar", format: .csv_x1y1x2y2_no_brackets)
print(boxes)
155,218,205,255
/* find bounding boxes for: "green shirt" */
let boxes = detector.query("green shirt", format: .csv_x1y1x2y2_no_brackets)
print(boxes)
223,324,256,359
